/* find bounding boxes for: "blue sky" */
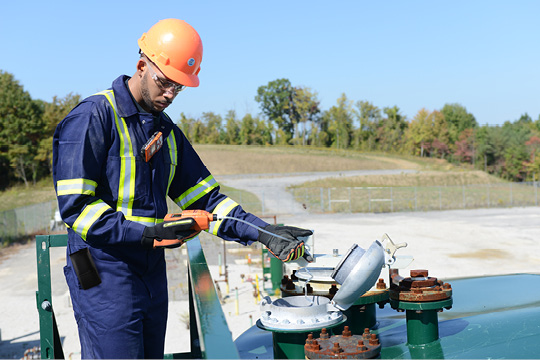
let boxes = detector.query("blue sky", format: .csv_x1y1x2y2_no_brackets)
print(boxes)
2,1,540,126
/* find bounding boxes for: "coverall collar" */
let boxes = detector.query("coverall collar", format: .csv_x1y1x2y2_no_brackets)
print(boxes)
111,75,140,118
111,75,174,136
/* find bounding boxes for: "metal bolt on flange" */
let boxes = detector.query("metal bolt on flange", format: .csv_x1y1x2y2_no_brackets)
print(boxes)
369,333,379,346
305,327,382,359
331,342,344,355
286,278,296,290
320,328,330,339
357,341,367,352
362,328,370,340
376,278,386,290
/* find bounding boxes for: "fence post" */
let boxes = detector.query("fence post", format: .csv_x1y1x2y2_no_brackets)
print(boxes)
487,184,490,207
415,187,418,211
261,190,265,216
320,188,324,212
348,187,352,213
534,174,538,206
390,187,394,212
462,185,466,208
368,188,372,212
327,188,332,212
439,186,442,210
510,183,513,206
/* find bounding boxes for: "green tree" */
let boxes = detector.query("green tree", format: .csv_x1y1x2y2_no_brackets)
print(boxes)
36,93,81,174
474,125,494,172
239,113,256,145
378,106,407,152
224,110,240,145
405,108,433,156
201,112,223,144
178,113,193,139
255,78,295,142
253,116,273,145
405,109,449,158
0,70,44,187
353,100,382,150
486,125,511,176
440,103,477,145
290,87,320,146
523,135,540,180
431,111,451,158
324,94,354,149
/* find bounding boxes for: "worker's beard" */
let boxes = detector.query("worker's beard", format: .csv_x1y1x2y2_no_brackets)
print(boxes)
140,73,161,114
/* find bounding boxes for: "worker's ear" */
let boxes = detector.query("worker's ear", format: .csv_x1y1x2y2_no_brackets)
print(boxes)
136,59,147,77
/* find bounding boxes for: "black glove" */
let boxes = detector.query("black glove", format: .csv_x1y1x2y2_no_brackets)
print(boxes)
141,217,197,249
258,224,313,262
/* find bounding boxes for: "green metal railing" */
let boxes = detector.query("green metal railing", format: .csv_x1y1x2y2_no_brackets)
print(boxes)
35,234,239,359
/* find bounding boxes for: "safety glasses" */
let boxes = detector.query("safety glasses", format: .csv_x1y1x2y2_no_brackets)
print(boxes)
145,60,186,94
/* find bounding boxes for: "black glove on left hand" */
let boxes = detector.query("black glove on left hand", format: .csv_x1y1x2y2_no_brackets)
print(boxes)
141,217,197,249
258,224,313,262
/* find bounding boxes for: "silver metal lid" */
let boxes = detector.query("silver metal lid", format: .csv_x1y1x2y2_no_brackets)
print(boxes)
329,241,385,311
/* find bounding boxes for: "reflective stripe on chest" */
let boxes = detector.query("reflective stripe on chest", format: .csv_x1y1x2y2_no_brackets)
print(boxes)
95,90,177,226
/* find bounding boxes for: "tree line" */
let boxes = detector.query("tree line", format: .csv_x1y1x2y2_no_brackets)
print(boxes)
2,71,540,190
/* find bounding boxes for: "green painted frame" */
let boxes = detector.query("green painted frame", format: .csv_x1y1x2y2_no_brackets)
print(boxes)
35,234,239,359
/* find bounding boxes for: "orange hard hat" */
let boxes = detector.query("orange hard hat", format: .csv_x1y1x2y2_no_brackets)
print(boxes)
138,19,203,87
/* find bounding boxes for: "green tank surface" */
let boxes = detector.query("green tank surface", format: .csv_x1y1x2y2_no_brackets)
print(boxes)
236,273,540,359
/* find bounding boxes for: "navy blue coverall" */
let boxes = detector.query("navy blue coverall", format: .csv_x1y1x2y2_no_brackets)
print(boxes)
52,75,268,358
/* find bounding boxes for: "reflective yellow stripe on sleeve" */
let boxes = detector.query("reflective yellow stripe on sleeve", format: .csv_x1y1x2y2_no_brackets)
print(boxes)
72,200,111,240
208,197,239,236
57,178,97,196
166,131,177,197
125,215,162,226
174,175,218,210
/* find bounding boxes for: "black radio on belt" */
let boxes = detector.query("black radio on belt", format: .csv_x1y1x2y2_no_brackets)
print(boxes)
141,131,163,162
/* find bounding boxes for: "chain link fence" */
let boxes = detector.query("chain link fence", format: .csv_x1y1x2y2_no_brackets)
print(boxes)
224,182,540,215
0,200,58,244
2,182,539,243
291,182,540,214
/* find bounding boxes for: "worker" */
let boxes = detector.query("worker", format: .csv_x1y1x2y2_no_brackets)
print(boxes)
52,19,312,359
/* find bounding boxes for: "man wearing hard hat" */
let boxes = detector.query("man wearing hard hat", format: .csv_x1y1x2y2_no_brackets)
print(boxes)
53,19,312,359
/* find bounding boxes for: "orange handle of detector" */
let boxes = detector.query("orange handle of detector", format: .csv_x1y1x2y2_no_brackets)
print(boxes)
164,210,216,232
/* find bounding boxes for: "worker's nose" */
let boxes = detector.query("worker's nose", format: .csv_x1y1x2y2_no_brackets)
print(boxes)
163,91,175,101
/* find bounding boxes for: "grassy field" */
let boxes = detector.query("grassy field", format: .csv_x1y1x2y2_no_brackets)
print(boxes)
291,170,504,188
0,178,57,212
193,145,428,174
0,145,504,212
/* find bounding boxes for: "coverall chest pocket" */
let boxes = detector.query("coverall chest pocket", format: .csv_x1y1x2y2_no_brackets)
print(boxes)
105,156,150,201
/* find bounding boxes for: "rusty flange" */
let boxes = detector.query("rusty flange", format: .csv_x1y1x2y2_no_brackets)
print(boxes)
389,269,452,302
304,326,381,359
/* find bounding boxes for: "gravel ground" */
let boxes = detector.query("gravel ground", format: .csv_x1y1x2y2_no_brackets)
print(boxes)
1,170,539,358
